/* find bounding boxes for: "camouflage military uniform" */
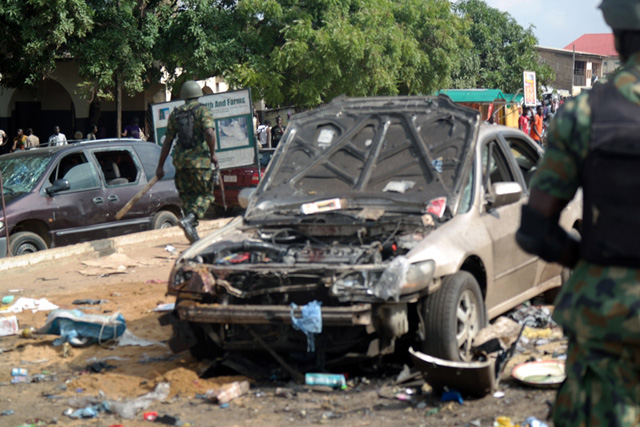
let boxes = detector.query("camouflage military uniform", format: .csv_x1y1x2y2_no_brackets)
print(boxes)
166,99,215,220
531,53,640,426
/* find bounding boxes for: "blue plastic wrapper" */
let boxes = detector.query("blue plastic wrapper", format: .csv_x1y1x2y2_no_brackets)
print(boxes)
441,390,464,404
290,301,322,352
38,309,126,347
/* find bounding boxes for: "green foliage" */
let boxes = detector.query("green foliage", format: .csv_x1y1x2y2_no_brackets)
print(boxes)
71,0,161,99
222,0,469,108
0,0,92,87
453,0,555,93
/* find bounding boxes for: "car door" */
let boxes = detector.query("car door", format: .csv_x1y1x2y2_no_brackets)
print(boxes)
46,151,111,246
91,147,151,238
479,137,538,310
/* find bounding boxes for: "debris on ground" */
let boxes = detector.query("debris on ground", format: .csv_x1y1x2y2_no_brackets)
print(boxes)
0,297,59,314
304,373,346,388
36,309,126,347
206,380,250,404
507,304,556,328
0,315,19,336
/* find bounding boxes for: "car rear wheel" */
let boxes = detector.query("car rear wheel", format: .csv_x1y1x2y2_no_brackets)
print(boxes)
9,232,48,256
152,211,178,229
421,271,486,362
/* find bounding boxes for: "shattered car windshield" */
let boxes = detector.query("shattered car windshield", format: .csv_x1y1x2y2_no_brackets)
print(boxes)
0,153,51,195
246,96,479,220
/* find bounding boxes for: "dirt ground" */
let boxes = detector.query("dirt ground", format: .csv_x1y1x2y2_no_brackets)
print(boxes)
0,228,565,427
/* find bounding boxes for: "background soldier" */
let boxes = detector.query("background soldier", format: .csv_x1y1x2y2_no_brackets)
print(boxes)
155,80,217,243
516,0,640,424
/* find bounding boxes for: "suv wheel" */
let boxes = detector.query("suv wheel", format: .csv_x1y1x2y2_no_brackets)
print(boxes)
421,271,486,362
9,232,48,256
152,211,178,229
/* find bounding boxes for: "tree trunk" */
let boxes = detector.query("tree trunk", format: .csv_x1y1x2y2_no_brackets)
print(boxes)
116,74,122,138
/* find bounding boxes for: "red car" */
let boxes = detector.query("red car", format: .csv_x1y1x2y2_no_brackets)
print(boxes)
213,149,274,214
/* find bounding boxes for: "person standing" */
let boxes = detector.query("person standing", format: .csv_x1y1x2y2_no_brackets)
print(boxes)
271,115,286,147
48,126,67,146
122,117,142,139
25,128,39,148
529,106,543,146
518,106,530,136
87,124,98,141
12,129,27,151
155,80,217,243
516,0,640,424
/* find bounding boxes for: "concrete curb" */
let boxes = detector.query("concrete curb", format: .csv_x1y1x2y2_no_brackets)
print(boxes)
0,217,233,273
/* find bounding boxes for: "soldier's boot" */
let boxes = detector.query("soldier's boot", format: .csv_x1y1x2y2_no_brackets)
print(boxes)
179,212,200,243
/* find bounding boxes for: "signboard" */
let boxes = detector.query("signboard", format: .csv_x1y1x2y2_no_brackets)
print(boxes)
523,71,537,107
150,88,256,170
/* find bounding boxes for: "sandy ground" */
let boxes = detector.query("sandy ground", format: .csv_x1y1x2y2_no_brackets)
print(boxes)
0,228,564,427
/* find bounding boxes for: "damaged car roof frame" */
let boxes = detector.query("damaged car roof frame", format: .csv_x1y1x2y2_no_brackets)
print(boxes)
164,95,582,367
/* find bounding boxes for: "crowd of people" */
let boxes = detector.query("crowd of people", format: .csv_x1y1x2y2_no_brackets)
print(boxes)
0,120,147,156
253,113,287,149
517,97,561,146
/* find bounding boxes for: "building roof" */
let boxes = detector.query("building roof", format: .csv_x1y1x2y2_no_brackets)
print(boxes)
436,89,507,103
503,93,524,104
563,33,618,57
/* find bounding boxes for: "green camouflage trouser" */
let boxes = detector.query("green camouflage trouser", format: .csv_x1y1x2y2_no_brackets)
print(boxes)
175,167,214,221
553,338,640,426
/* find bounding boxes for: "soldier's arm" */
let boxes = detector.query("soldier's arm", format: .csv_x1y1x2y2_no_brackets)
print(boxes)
205,127,217,168
156,134,174,179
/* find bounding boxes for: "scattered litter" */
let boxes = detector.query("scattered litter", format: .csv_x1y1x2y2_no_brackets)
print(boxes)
1,410,14,415
290,301,322,352
512,360,565,388
85,361,117,373
86,356,129,364
68,406,98,419
522,326,553,340
145,279,165,284
143,411,158,421
154,414,181,425
72,299,107,305
441,390,464,404
165,245,177,254
525,416,549,427
2,295,14,304
153,303,175,312
21,326,36,338
508,304,556,328
0,315,19,336
116,330,165,347
493,391,505,398
137,354,181,364
0,297,59,314
495,416,518,427
206,380,250,404
37,309,126,347
382,180,415,193
105,382,170,419
305,373,347,389
12,367,28,376
275,387,295,398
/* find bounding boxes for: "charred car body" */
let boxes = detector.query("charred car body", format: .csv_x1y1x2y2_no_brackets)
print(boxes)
163,96,581,365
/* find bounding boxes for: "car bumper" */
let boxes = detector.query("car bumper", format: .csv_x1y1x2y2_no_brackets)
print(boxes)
176,300,373,327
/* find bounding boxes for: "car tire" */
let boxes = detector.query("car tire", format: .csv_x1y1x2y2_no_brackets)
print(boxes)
152,211,178,229
9,231,48,256
421,271,486,362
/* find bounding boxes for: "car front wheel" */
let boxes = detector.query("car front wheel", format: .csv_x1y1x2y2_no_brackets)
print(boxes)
421,271,486,362
9,231,48,256
152,211,178,229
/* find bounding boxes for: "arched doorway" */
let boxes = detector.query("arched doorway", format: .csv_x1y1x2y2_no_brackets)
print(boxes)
9,79,74,143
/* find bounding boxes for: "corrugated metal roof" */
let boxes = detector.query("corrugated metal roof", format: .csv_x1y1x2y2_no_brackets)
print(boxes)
503,93,524,104
436,89,507,103
563,33,618,57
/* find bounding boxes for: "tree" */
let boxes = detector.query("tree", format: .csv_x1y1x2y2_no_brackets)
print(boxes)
217,0,469,109
0,0,93,88
452,0,555,93
71,0,162,135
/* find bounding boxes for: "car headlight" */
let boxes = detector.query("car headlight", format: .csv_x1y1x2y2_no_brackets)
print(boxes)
402,260,435,295
374,257,435,301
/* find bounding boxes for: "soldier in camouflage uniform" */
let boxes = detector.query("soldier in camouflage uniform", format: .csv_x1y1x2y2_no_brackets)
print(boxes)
516,1,640,425
156,80,217,243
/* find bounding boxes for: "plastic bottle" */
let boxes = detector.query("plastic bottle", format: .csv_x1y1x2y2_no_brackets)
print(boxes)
304,373,347,388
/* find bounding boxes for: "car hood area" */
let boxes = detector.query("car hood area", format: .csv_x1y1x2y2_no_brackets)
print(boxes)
245,95,480,222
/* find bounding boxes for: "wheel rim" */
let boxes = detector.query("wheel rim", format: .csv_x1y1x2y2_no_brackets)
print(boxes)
456,289,481,361
17,242,39,255
159,221,173,229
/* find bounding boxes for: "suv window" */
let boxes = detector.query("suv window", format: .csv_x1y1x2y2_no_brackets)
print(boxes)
94,150,139,186
47,153,100,192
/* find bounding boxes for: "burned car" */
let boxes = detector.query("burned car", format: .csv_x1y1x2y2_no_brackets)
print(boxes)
163,96,581,365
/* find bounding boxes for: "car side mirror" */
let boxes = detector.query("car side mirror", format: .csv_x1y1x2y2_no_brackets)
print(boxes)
488,182,522,208
46,179,70,196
